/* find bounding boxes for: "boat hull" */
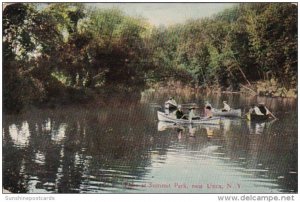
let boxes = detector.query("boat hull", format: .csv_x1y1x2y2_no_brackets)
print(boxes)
212,109,242,117
157,111,221,125
246,113,270,121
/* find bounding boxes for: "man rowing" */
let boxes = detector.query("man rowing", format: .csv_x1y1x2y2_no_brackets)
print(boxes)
176,105,188,119
189,107,201,121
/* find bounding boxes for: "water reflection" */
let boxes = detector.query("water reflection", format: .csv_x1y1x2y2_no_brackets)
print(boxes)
157,121,223,147
8,121,30,147
3,92,297,193
247,120,278,135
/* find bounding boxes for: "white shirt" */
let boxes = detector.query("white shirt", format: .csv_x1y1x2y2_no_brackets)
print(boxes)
223,103,231,111
165,99,177,107
254,106,264,115
189,110,195,121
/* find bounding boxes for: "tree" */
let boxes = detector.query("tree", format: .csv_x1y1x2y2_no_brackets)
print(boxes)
3,3,61,112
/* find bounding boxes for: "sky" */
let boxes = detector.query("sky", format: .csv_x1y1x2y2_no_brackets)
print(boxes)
85,3,237,26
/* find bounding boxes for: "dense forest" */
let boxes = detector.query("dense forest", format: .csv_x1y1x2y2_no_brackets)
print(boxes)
3,3,297,113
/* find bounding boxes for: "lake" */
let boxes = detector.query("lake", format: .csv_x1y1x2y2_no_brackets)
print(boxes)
2,89,298,193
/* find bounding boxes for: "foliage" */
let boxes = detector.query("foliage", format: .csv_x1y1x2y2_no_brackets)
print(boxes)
149,3,297,90
3,3,297,113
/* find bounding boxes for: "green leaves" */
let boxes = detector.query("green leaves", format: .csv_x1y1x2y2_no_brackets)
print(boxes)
150,3,297,90
3,3,297,113
245,3,297,88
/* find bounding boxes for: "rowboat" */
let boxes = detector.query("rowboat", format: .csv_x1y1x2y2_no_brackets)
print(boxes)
157,111,221,125
212,108,242,117
246,113,270,121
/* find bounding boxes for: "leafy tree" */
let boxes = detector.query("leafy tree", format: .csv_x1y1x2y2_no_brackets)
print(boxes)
3,3,297,113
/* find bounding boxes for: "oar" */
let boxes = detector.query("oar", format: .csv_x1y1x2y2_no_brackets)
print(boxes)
180,103,197,106
265,106,278,120
242,112,250,120
181,106,198,109
179,105,199,109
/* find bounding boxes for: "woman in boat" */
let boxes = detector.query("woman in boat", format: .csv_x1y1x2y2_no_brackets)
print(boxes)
204,102,213,118
176,105,188,119
165,97,177,108
165,97,178,114
222,101,231,112
249,104,263,115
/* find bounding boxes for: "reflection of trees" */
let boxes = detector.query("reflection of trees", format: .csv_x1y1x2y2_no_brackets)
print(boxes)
221,119,297,192
3,104,156,193
80,106,154,191
27,119,62,192
56,120,85,193
3,116,66,193
3,126,27,193
3,95,297,193
3,117,33,193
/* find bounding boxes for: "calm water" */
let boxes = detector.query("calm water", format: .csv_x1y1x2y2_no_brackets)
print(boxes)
3,90,298,193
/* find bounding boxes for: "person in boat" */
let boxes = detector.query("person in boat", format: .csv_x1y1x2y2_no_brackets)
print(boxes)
249,103,270,116
249,104,263,115
257,103,270,115
176,105,188,119
222,101,231,112
189,107,200,121
204,102,213,118
165,97,178,113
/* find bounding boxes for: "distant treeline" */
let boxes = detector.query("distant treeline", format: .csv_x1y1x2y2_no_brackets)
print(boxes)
3,3,297,113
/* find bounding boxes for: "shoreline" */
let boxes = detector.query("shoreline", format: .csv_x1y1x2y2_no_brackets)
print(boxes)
148,80,297,99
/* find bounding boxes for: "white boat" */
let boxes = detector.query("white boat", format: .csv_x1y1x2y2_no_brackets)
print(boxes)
212,108,242,117
157,111,221,125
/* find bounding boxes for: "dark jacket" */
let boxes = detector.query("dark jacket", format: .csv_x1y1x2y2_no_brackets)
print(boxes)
176,110,184,119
